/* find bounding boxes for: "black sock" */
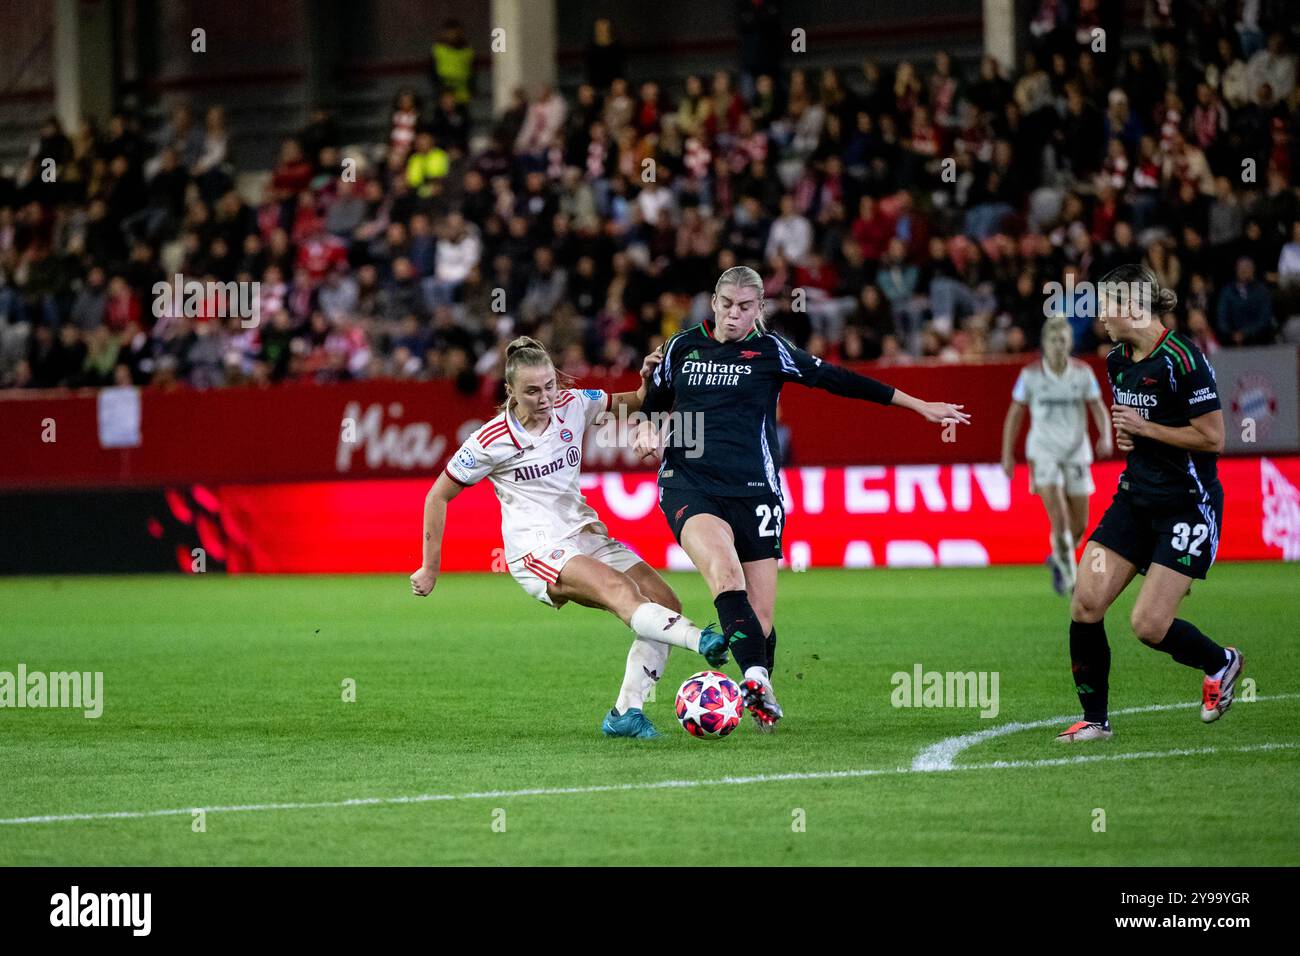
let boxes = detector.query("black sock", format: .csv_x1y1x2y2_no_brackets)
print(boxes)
1069,619,1111,724
714,590,766,673
765,628,777,677
1150,619,1228,674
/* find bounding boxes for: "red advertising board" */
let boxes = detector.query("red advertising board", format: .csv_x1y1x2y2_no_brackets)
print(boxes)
1,360,1079,489
194,457,1300,573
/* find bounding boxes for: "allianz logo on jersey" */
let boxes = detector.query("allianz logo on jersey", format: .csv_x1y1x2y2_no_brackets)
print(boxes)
512,446,581,482
336,401,448,472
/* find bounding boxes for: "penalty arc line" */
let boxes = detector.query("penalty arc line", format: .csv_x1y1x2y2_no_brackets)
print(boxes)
911,692,1300,771
0,710,1296,827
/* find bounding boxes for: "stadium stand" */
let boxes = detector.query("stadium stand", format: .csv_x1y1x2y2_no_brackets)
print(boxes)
0,0,1297,396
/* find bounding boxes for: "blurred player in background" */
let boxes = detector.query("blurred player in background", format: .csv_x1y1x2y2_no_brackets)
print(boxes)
1058,265,1242,743
1001,315,1112,595
634,266,970,731
411,336,727,739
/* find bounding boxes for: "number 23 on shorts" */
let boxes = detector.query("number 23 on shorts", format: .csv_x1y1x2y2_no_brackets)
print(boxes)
755,503,783,538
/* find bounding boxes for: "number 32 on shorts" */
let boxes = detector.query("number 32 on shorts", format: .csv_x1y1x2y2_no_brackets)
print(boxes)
756,504,783,537
1171,522,1208,555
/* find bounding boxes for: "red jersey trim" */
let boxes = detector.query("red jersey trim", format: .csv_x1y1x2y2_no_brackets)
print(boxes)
522,555,559,583
476,420,512,447
442,468,474,488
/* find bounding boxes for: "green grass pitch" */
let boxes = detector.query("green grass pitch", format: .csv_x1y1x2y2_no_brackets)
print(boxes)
1,564,1297,866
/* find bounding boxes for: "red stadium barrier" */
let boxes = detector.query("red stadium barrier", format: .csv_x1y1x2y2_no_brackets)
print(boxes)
6,352,1296,491
194,457,1300,573
0,358,1100,489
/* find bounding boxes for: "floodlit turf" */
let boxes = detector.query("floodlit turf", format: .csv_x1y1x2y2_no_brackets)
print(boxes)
1,564,1297,866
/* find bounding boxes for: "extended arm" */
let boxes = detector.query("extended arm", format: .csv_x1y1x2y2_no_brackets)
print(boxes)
607,345,664,414
410,471,466,596
798,354,972,427
888,386,971,426
609,380,649,413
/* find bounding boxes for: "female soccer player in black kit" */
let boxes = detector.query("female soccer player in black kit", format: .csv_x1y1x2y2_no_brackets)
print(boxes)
634,266,970,730
1057,265,1243,742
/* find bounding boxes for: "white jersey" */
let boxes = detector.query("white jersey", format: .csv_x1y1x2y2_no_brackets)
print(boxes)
444,388,611,560
1011,358,1101,464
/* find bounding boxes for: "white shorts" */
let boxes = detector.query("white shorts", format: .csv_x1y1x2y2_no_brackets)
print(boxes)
508,522,643,608
1029,459,1095,496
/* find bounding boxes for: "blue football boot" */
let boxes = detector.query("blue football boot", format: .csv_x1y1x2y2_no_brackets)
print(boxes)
600,707,661,739
698,623,729,668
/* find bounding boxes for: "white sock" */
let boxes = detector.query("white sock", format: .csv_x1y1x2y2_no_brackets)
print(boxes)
614,639,670,713
744,665,770,687
1052,528,1074,567
1052,529,1075,585
629,603,700,651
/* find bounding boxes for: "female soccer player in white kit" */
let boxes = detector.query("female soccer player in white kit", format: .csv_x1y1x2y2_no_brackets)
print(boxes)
410,337,727,739
1001,316,1112,594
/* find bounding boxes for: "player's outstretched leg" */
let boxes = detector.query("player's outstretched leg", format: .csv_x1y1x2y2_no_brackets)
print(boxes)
549,556,728,666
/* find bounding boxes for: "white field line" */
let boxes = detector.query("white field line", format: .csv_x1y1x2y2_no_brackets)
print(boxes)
1,695,1296,828
911,692,1300,771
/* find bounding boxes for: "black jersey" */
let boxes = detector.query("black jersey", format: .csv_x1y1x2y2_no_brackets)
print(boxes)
1106,328,1222,507
642,320,895,497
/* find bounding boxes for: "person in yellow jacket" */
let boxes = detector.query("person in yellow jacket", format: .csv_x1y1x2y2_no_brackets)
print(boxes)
406,131,449,198
431,19,474,105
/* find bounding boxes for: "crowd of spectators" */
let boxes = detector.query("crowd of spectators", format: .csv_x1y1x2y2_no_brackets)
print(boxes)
1,2,1299,395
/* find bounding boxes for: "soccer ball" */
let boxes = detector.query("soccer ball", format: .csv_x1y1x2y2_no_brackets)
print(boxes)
675,670,743,738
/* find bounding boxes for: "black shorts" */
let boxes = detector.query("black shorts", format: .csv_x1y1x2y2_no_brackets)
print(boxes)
658,486,784,563
1088,485,1224,580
